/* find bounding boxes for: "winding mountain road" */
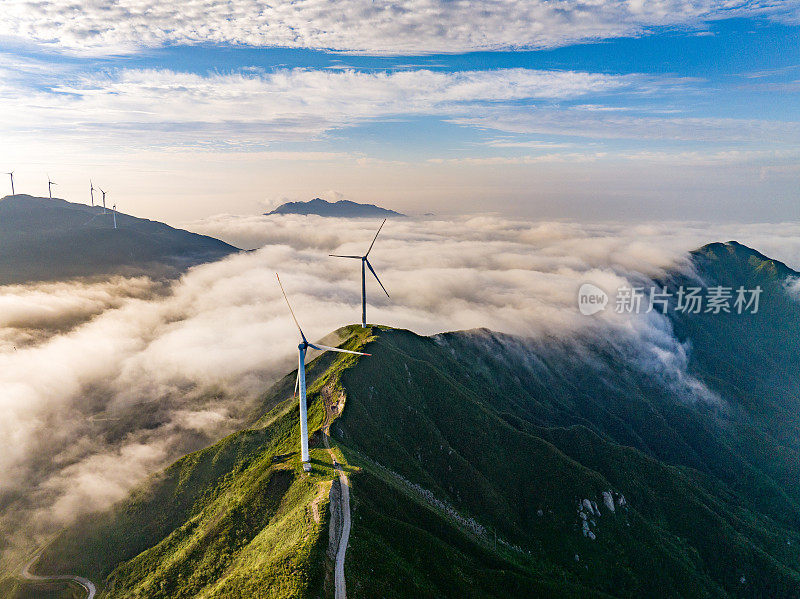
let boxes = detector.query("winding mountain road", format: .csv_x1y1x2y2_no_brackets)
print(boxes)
322,395,351,599
21,555,96,599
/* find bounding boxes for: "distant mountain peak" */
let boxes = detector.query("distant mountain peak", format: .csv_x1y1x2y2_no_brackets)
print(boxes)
697,240,762,256
265,197,406,218
692,240,796,281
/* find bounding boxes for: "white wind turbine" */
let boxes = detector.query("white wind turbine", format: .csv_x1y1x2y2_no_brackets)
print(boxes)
329,219,390,328
5,171,14,195
100,189,107,213
112,204,117,229
90,180,96,206
47,176,57,199
277,274,370,471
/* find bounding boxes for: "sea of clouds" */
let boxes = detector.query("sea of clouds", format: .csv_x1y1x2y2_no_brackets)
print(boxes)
2,214,800,566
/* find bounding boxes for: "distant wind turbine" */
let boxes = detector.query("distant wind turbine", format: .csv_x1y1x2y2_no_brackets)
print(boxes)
112,204,117,229
100,189,107,213
5,171,14,195
329,219,390,328
276,274,370,471
47,176,57,199
89,180,95,206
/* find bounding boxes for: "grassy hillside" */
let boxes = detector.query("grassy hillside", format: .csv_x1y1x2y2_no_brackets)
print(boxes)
9,331,359,598
668,242,800,502
0,195,238,284
334,327,800,598
9,241,800,598
0,580,85,598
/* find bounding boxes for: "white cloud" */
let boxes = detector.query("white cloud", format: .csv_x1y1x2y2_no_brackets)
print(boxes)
428,148,800,166
0,67,650,146
785,276,800,300
2,64,795,154
452,107,800,142
0,276,158,349
0,0,798,55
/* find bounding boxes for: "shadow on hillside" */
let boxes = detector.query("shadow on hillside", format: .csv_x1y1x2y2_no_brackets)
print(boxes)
309,455,357,475
271,452,295,464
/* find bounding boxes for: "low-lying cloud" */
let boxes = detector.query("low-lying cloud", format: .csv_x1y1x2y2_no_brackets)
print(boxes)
0,277,162,350
2,214,800,566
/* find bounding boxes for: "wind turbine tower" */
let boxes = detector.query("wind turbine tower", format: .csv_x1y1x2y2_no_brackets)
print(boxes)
100,189,107,213
5,172,14,195
329,219,390,328
48,176,57,199
112,204,118,229
90,180,96,206
276,274,370,471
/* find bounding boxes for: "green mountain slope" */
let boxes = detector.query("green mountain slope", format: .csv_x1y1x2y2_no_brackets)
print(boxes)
334,327,800,598
7,241,800,598
667,242,800,501
0,195,238,284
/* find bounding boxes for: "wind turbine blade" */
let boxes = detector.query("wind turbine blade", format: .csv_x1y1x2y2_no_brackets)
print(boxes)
365,218,387,256
365,259,390,297
294,370,300,397
328,254,362,259
276,273,307,342
307,343,371,356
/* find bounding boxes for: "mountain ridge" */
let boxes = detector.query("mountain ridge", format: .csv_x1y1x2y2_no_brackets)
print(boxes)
0,194,239,284
266,197,406,218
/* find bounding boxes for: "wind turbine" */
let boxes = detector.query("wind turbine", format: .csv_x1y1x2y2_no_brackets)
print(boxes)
89,180,95,206
276,274,370,471
5,171,14,195
100,189,107,213
47,176,57,199
329,219,390,328
112,204,117,229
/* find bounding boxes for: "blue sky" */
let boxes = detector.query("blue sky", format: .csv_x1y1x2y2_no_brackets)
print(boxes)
0,2,798,222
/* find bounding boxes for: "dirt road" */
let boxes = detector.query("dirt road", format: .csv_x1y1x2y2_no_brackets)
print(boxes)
322,394,351,599
21,555,96,599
